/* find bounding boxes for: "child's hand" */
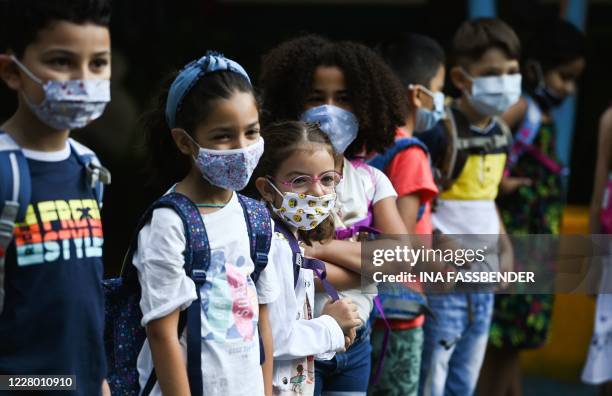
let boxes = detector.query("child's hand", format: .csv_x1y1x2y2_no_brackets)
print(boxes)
101,379,111,396
322,298,361,334
500,176,532,194
344,327,357,350
303,243,318,259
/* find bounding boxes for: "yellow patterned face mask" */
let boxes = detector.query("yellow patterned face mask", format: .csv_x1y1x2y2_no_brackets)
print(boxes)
267,180,336,230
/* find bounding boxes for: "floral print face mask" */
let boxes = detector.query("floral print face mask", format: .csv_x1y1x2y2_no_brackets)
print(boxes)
186,133,264,191
267,179,336,230
11,55,110,130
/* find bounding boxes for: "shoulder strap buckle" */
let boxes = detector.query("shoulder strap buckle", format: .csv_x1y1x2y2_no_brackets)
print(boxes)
86,162,112,189
190,269,207,284
255,251,269,267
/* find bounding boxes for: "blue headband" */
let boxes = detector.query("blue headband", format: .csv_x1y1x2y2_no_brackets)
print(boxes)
165,52,252,128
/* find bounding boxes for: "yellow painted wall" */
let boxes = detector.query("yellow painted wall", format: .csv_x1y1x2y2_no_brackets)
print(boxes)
521,206,596,381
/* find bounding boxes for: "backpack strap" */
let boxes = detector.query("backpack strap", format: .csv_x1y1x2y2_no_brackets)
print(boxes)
367,137,429,172
438,106,462,190
0,133,31,314
237,194,272,284
334,212,377,241
69,138,111,208
505,95,542,173
123,192,208,396
302,257,340,301
438,107,512,191
503,98,568,176
237,194,272,365
274,219,339,301
273,222,301,289
455,133,511,151
370,295,391,385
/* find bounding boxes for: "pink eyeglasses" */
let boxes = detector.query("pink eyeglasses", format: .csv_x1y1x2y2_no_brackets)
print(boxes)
269,171,342,193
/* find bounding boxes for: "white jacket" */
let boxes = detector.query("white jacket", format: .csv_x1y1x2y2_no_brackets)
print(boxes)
268,231,345,395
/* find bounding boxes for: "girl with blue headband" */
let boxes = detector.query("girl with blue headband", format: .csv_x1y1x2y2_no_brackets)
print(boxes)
134,53,280,396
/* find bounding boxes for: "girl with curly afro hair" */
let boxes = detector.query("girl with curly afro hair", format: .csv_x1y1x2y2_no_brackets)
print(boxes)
260,35,408,158
259,35,409,395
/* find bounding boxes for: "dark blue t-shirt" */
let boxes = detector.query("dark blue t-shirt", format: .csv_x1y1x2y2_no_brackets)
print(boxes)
0,147,106,396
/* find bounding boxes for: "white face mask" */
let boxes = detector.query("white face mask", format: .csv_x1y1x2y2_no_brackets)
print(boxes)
412,85,446,132
463,70,522,116
267,180,335,231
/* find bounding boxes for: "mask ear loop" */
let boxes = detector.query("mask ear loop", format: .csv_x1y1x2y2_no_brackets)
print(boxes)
265,177,287,211
458,68,476,99
410,84,438,111
10,55,44,85
178,129,205,162
10,55,48,107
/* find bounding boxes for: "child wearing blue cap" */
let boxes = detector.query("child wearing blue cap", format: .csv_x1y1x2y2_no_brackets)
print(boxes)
133,53,280,396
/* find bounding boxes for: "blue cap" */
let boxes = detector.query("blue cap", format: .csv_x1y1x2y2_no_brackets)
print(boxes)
165,52,251,128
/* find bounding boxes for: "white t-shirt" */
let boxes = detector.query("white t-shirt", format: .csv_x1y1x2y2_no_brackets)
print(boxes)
268,231,345,395
133,192,280,396
334,158,398,229
432,199,500,235
315,158,397,326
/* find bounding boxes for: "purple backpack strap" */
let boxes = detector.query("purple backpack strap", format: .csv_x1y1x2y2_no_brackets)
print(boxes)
370,295,391,385
273,221,301,288
237,194,272,284
302,257,340,301
274,220,340,301
335,211,380,240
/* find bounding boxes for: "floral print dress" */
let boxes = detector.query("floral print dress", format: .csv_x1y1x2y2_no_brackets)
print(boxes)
491,120,563,349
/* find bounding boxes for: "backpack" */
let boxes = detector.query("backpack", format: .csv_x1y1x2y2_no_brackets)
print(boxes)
435,106,512,192
103,192,272,396
505,95,568,176
0,132,110,314
367,137,430,222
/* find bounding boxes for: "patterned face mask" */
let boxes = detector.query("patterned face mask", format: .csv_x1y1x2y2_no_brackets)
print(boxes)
301,105,359,154
11,56,110,130
186,133,264,191
267,180,336,230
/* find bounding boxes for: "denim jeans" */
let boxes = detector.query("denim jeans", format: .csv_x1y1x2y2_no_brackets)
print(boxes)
315,324,373,396
419,293,493,396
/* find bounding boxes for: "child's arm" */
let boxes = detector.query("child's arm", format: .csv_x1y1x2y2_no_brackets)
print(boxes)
146,309,191,396
305,240,362,273
270,298,355,360
397,194,421,234
372,196,409,235
315,262,362,291
590,108,612,233
101,380,111,396
499,97,532,195
259,304,274,396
